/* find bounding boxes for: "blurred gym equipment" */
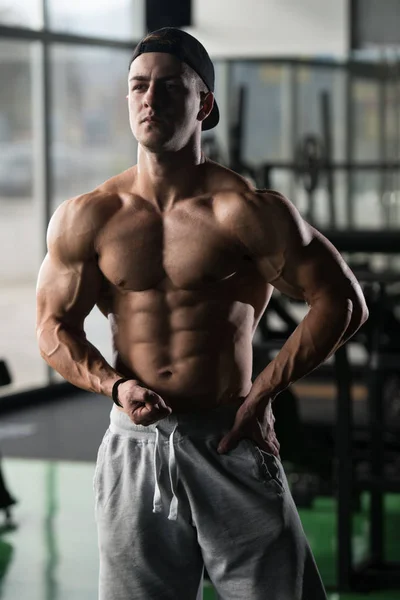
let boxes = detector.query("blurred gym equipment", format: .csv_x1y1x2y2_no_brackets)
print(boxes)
0,361,11,388
226,68,400,590
227,59,400,232
335,271,400,592
253,236,400,592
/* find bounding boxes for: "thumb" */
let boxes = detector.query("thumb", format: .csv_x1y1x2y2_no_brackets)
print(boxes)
217,401,254,453
217,430,240,454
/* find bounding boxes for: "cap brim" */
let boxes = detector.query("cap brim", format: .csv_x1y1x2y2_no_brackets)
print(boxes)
202,99,219,131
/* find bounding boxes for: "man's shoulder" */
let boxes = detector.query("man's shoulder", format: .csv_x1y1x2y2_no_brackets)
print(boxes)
203,160,283,202
208,167,287,223
207,171,305,257
47,190,125,262
52,189,123,229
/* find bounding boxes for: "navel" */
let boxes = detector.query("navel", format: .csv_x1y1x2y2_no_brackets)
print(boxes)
159,369,173,378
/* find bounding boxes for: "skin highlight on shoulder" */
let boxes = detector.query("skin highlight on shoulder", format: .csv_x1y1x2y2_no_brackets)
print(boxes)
47,191,124,263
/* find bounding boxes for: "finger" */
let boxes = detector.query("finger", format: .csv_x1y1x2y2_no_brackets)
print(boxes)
269,433,280,451
131,387,162,405
143,390,165,405
217,403,256,453
127,387,171,415
143,394,172,416
132,414,162,426
251,425,280,456
269,440,281,458
131,402,171,425
217,430,242,454
262,443,280,458
131,410,162,426
253,432,275,455
252,429,269,450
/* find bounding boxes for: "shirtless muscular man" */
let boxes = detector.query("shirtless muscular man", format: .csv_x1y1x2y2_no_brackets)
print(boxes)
36,28,368,600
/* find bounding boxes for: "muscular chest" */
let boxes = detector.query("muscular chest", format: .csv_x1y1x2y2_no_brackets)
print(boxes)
97,203,242,291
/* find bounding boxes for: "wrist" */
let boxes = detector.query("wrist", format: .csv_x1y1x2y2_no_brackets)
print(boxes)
250,363,288,404
247,381,280,407
112,378,131,408
102,376,137,399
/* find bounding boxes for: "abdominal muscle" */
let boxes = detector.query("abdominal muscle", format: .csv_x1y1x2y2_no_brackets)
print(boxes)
111,285,255,412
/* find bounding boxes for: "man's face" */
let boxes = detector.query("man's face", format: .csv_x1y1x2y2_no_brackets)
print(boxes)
128,52,202,152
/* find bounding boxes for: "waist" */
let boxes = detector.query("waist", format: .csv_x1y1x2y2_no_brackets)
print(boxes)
109,398,244,440
114,348,252,404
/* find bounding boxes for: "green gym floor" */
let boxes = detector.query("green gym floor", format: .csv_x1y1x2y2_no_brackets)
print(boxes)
0,458,398,600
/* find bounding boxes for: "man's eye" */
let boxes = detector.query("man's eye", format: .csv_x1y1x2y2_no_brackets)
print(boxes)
132,85,146,91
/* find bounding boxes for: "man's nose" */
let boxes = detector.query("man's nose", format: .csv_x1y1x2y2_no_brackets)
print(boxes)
144,83,161,108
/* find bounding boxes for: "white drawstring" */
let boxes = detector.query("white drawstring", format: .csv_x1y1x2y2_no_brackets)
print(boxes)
152,423,179,521
167,424,179,520
152,428,163,514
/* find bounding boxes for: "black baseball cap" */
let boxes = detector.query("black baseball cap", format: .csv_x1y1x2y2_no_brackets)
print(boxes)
130,27,219,131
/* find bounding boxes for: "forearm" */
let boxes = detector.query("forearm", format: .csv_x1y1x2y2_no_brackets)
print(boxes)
250,295,364,403
37,319,135,398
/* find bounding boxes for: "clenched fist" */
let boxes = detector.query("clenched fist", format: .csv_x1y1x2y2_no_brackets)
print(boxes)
117,380,172,426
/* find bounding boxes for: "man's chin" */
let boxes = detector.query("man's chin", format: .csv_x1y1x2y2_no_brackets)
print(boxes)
139,134,175,153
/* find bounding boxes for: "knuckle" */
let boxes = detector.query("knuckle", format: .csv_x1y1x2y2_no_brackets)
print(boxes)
144,390,159,403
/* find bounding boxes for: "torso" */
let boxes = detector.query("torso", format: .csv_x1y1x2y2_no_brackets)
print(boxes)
92,163,274,412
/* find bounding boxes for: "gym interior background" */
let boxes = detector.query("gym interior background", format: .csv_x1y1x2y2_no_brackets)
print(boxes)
1,0,400,598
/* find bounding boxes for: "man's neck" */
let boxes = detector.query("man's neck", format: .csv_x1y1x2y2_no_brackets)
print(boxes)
135,143,207,211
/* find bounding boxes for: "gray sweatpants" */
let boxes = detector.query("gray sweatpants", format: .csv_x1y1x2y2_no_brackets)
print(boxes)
94,403,327,600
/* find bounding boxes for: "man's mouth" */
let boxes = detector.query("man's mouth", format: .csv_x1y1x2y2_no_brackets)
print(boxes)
142,116,162,124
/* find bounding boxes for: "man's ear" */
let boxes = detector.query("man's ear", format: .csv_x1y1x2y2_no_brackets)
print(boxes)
197,91,214,123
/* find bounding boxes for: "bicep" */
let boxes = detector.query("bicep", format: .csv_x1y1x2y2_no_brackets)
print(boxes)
247,192,356,303
37,196,104,331
36,253,103,332
269,227,358,305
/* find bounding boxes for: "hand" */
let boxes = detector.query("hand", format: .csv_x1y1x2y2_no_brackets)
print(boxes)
217,398,280,458
118,380,172,426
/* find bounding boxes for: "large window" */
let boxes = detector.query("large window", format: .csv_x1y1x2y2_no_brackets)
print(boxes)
47,0,142,40
227,58,400,232
0,0,42,28
231,62,291,165
50,44,137,375
352,78,380,162
0,40,47,392
50,45,137,211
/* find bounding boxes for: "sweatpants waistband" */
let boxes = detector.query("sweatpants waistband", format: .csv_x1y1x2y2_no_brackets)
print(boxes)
109,400,243,441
